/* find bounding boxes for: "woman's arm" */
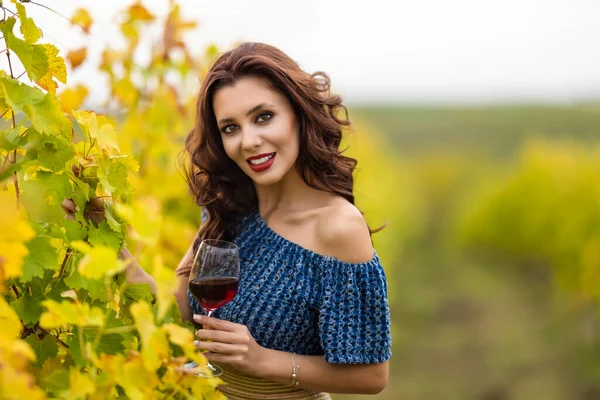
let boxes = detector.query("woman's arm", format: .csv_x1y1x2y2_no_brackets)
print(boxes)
120,247,158,293
194,314,389,394
259,348,389,394
62,197,199,322
119,230,200,323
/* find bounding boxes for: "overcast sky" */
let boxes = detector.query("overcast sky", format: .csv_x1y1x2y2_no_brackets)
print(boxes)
13,0,600,104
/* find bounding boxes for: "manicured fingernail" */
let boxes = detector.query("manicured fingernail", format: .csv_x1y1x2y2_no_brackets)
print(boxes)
193,340,199,346
193,314,202,321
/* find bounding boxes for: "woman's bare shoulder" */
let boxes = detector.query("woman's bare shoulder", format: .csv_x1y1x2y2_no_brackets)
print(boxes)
315,201,373,263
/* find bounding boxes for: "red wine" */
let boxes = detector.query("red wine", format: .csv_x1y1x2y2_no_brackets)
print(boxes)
189,277,238,311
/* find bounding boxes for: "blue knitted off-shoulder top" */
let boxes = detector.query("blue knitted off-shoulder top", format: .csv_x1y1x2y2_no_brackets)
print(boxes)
188,209,392,364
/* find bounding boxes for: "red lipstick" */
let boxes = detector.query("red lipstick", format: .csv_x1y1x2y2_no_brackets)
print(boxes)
246,152,276,172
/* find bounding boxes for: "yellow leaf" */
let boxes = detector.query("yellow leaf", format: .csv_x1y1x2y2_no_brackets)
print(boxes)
162,323,196,358
40,299,104,328
71,8,92,33
130,301,169,370
66,47,87,70
0,239,29,282
128,3,155,21
59,368,95,399
72,110,120,151
162,323,193,347
162,4,197,56
152,255,178,320
35,44,67,93
119,354,158,400
129,301,155,346
99,49,121,74
0,345,45,400
113,77,138,108
59,84,89,112
15,1,43,44
115,198,160,245
10,338,37,363
0,191,35,282
77,245,125,279
0,297,23,340
70,240,92,254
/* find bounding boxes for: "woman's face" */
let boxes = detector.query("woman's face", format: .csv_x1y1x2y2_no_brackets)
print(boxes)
212,76,300,187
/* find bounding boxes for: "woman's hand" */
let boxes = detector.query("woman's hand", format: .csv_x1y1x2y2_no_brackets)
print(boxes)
193,314,266,377
61,197,106,225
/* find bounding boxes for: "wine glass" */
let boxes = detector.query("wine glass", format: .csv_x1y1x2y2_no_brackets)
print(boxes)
185,239,240,377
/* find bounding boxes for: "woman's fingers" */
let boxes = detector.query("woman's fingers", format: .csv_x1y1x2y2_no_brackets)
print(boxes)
193,314,237,331
61,198,77,220
195,329,240,343
88,196,105,210
84,197,106,225
61,198,77,213
194,340,246,355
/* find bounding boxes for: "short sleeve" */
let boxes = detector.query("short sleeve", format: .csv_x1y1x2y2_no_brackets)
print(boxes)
318,253,392,364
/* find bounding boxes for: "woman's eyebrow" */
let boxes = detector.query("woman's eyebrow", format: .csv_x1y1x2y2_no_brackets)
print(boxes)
218,103,275,124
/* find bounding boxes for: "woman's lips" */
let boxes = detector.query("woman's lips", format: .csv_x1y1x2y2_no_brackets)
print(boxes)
246,153,276,172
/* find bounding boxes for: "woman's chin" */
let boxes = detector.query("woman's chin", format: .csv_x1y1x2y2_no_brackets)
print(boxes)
245,168,283,186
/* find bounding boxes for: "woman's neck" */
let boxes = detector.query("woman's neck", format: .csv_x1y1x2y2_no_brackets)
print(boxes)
254,168,332,216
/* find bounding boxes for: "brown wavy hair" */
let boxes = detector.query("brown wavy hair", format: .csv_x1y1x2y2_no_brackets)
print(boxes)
182,42,369,242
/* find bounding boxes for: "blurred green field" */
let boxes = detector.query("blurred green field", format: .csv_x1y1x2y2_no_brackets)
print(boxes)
352,105,600,156
334,105,600,400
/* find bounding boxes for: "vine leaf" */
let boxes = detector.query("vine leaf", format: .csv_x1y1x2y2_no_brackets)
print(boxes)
0,76,72,136
39,298,105,329
66,46,87,70
36,43,67,93
15,1,43,44
0,17,48,81
24,333,59,366
58,83,88,112
70,240,126,279
70,8,93,33
0,191,35,280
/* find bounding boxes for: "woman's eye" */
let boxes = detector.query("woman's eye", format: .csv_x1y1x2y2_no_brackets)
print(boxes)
256,112,273,123
222,125,237,134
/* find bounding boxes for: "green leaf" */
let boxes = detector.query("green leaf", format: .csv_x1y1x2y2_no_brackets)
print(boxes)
21,171,72,223
67,167,91,202
28,269,55,299
0,18,48,81
88,220,124,251
156,300,183,326
16,1,43,44
44,368,70,395
25,130,75,171
24,333,58,367
97,155,138,201
122,283,154,302
21,233,59,282
0,76,71,137
0,158,22,183
69,327,125,368
11,292,44,325
64,263,108,302
0,125,27,151
63,219,87,243
104,204,122,233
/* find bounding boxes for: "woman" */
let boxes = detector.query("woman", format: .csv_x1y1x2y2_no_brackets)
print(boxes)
122,42,391,398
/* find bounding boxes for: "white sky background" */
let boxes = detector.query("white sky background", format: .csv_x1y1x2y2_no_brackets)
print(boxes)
11,0,600,105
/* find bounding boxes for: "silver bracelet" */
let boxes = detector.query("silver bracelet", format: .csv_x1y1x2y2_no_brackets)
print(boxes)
289,352,300,387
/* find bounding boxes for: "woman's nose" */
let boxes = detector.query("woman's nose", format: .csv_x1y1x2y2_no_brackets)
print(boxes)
241,129,262,151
